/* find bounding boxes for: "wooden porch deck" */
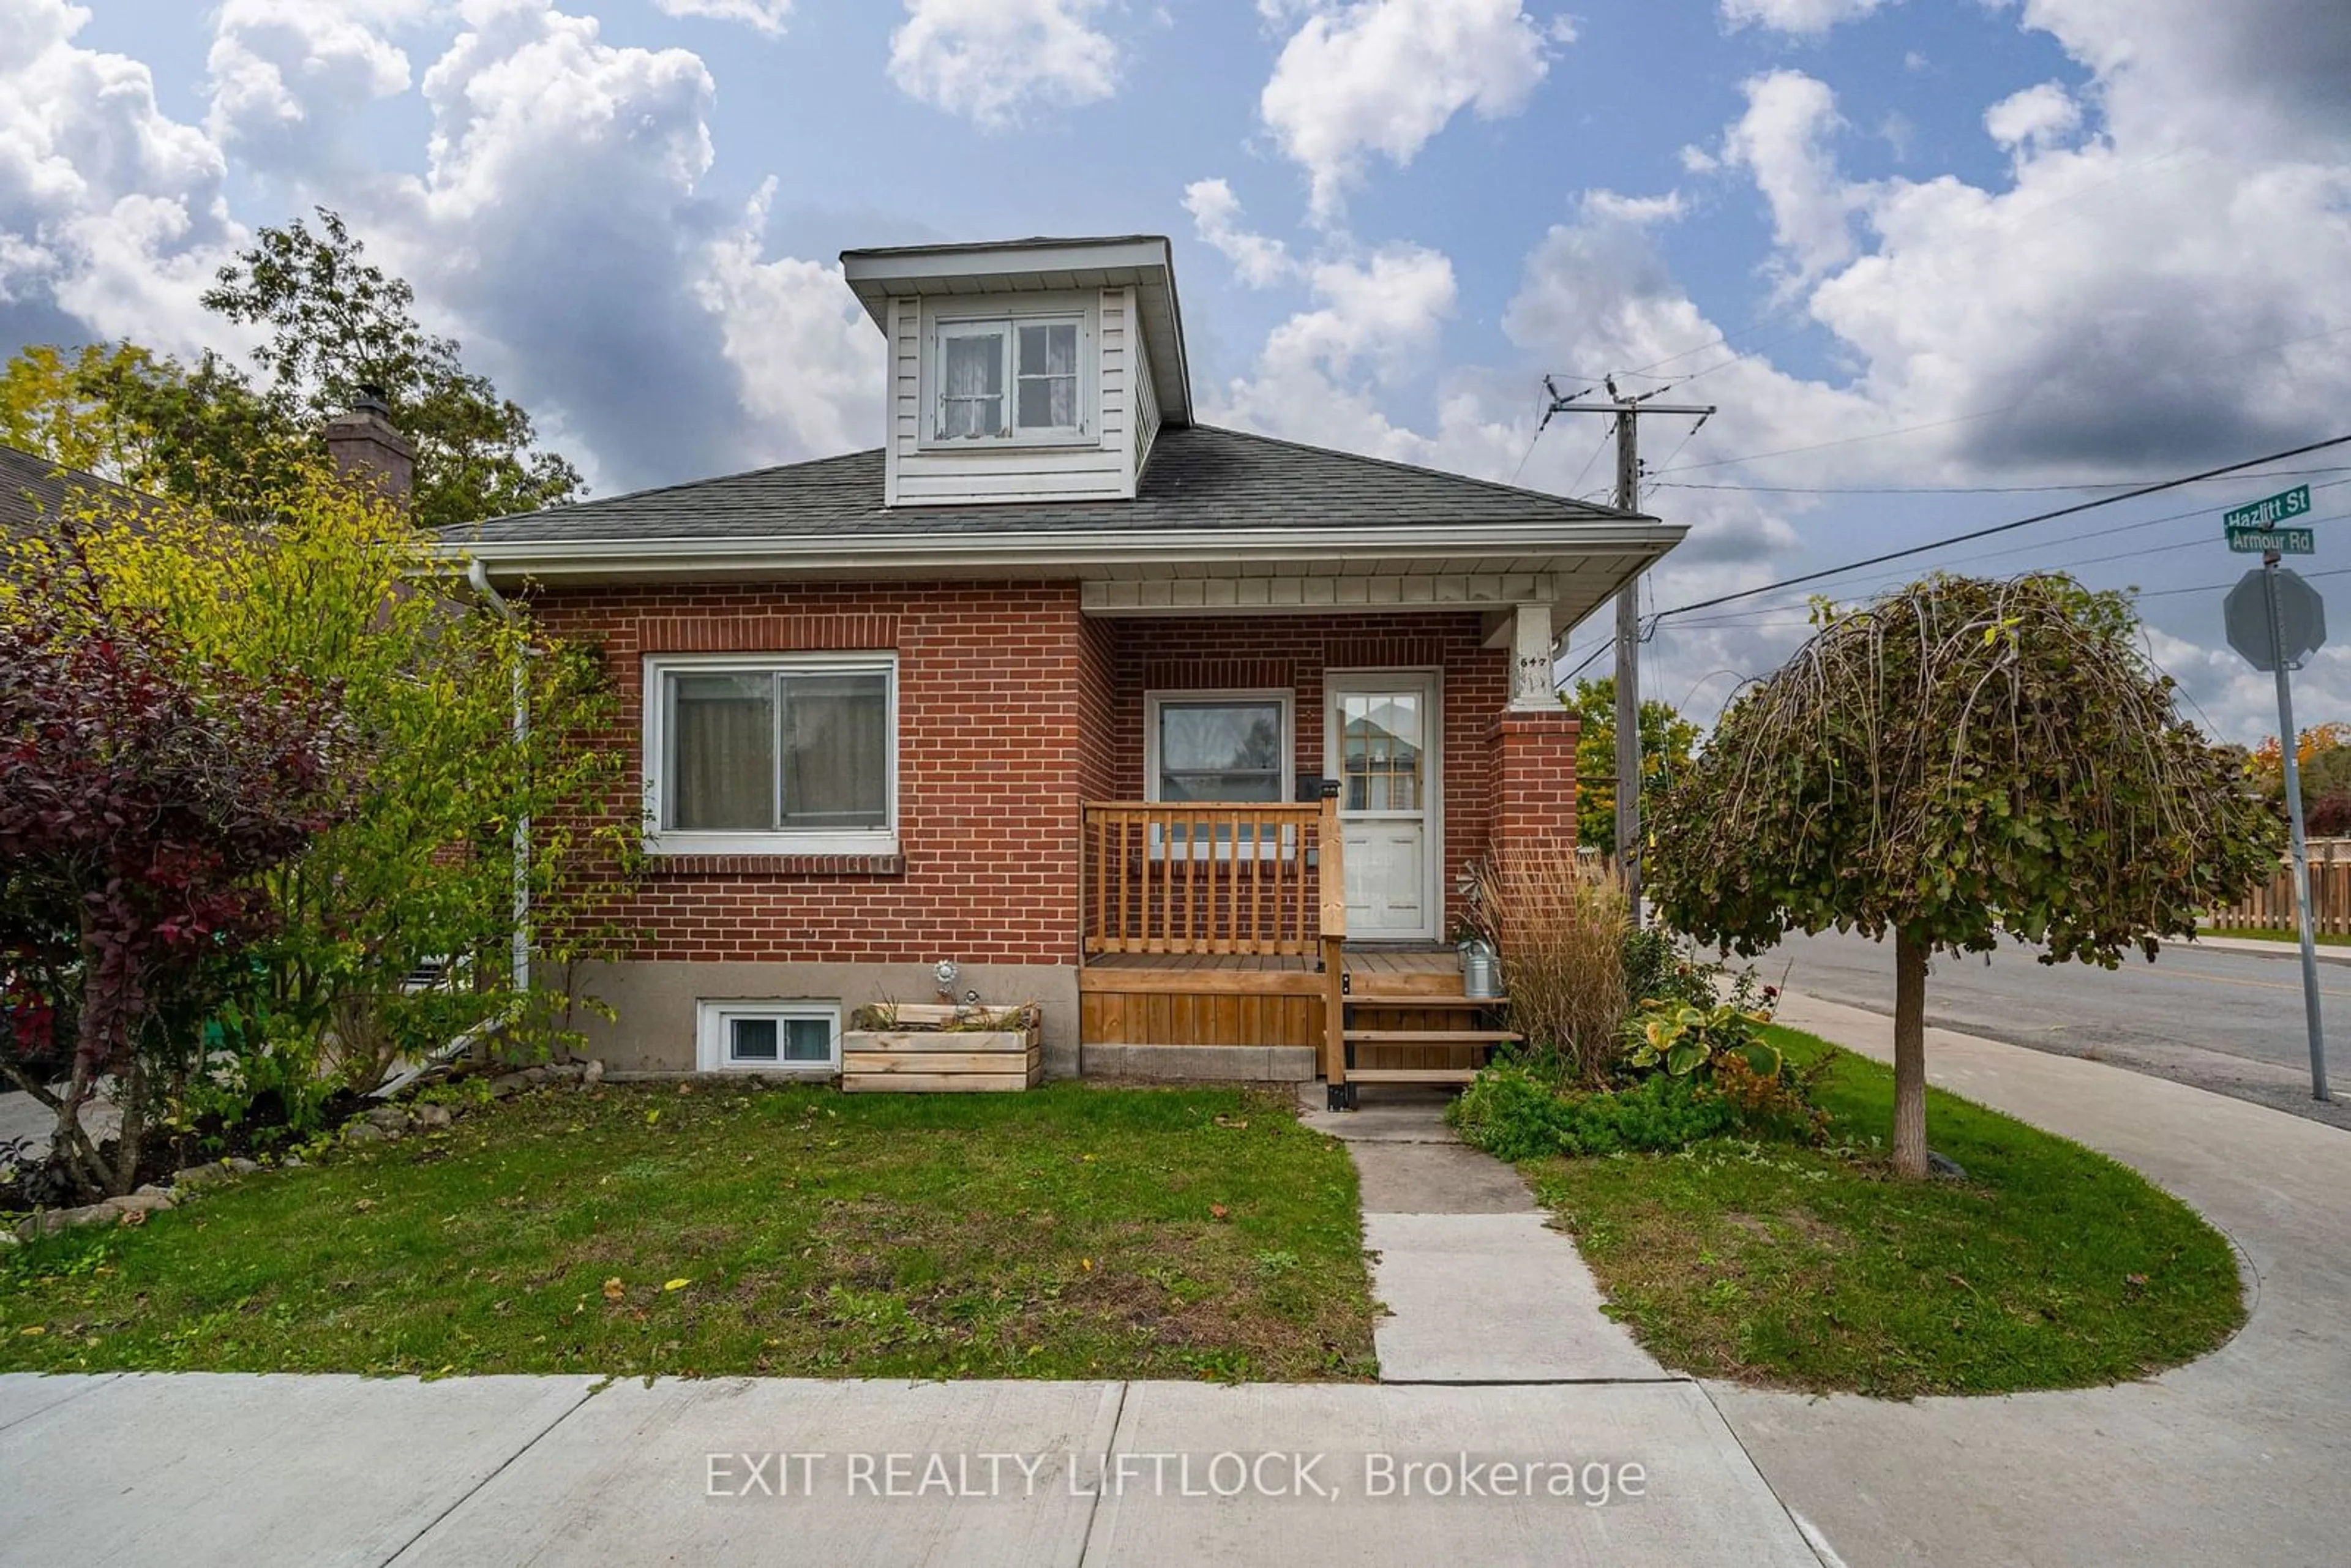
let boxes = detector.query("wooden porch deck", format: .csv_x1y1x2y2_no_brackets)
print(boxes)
1076,800,1510,1091
1081,947,1457,977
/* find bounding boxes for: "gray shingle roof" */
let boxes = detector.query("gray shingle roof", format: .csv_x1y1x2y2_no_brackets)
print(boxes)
0,443,127,535
446,423,1646,546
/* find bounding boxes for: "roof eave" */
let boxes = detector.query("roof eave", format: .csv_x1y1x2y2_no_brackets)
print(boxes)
435,518,1686,585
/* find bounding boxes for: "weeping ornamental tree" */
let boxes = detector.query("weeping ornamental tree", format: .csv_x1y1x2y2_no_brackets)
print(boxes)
1648,574,2281,1179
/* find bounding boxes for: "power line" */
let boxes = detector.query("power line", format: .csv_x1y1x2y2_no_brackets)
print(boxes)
1655,465,2351,497
1657,476,2351,629
2136,564,2351,601
1651,434,2351,622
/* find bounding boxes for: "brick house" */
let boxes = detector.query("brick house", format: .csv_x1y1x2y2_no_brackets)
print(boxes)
441,236,1685,1101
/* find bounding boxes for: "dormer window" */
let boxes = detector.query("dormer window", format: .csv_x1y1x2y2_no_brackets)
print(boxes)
930,312,1088,444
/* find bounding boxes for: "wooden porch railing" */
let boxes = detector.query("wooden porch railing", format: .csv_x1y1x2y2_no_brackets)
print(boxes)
1081,798,1346,958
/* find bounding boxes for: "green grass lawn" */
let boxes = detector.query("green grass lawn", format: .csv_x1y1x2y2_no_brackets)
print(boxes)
1525,1030,2245,1398
0,1081,1375,1382
2201,925,2351,948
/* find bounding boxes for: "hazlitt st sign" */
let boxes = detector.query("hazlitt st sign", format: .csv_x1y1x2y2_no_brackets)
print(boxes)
2224,484,2314,553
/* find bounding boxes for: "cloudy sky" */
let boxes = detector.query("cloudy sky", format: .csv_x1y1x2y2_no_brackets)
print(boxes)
5,0,2349,743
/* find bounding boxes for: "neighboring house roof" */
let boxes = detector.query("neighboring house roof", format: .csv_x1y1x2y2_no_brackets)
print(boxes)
0,443,132,535
449,423,1651,550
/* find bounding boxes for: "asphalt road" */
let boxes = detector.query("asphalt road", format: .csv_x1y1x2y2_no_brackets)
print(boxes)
1761,927,2351,1130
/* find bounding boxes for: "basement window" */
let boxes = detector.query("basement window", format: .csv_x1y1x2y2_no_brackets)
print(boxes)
696,1001,839,1074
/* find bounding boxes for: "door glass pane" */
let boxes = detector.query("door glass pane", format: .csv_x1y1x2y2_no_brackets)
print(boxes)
1340,693,1423,812
783,1018,833,1062
668,673,775,830
1158,700,1283,802
728,1017,780,1063
940,328,1004,438
780,672,889,829
1016,321,1079,430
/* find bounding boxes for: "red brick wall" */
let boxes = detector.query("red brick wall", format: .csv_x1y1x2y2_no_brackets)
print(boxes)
534,589,1542,964
1095,613,1511,931
1487,711,1581,857
533,581,1089,966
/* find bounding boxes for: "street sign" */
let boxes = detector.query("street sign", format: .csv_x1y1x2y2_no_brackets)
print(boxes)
2225,568,2325,670
2223,560,2333,1101
2227,526,2315,554
2223,484,2312,531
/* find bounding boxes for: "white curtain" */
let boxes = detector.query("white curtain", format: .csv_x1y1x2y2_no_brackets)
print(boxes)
941,330,1003,438
669,674,774,830
780,673,889,828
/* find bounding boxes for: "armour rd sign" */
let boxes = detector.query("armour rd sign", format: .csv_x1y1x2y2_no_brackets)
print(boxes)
2225,568,2326,672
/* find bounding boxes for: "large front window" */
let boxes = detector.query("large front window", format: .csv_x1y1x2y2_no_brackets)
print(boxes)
932,315,1085,442
646,656,896,854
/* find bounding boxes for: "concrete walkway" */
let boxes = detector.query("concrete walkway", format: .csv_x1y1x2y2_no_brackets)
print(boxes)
1300,1085,1663,1383
1715,991,2351,1568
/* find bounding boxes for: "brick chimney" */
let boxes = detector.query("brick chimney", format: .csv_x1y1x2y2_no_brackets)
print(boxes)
323,387,416,507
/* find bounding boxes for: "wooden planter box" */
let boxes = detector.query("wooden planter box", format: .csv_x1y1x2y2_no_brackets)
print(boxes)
842,1003,1042,1093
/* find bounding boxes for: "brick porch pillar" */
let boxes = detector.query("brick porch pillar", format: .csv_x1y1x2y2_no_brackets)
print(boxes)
1486,710,1580,860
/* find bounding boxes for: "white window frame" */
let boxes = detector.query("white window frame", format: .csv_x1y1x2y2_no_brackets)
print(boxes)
642,652,899,857
920,303,1095,449
695,1000,841,1075
1143,689,1296,861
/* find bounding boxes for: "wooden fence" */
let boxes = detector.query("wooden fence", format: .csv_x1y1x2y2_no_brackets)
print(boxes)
2209,839,2351,934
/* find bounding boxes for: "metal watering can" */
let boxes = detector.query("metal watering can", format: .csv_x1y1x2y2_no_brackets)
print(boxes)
1458,937,1501,1000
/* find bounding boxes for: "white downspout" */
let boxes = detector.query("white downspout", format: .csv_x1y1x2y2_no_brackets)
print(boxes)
467,558,531,996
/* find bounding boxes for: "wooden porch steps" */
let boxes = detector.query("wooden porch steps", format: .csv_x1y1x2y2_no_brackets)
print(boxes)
1345,1068,1482,1085
1343,1029,1523,1045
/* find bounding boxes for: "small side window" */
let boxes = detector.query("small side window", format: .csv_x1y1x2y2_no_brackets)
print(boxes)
696,1002,840,1074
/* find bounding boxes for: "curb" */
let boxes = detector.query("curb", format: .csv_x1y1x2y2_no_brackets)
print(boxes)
2177,935,2351,969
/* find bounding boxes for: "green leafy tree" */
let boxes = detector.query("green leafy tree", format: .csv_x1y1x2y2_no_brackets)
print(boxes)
1565,677,1701,856
0,342,304,511
0,533,359,1198
1647,574,2279,1179
202,209,582,528
5,467,635,1117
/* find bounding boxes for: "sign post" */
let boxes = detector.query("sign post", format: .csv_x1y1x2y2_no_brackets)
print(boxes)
2222,516,2330,1101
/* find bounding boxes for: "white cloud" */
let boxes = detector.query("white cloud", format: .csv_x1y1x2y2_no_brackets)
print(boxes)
1204,242,1460,457
697,179,880,466
0,0,238,353
1983,81,2079,155
887,0,1119,129
1259,0,1562,218
1182,178,1294,287
1719,0,1889,37
206,1,432,181
1720,69,1859,287
653,0,792,32
2001,0,2351,161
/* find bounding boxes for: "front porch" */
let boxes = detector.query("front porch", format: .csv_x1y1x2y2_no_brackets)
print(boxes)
1075,800,1521,1097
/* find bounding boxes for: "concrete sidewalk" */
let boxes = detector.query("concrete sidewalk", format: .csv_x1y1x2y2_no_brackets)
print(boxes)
0,1373,1825,1567
1717,991,2351,1568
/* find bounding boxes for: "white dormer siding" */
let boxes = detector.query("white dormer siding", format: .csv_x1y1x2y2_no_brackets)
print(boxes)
884,286,1143,506
845,236,1193,511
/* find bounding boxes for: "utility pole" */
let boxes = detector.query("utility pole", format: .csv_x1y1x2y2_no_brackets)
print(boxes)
1540,377,1715,922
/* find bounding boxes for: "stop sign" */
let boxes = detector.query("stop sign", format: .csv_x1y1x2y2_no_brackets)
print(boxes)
2224,568,2326,672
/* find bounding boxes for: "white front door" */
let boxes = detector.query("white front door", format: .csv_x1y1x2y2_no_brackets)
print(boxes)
1327,675,1439,940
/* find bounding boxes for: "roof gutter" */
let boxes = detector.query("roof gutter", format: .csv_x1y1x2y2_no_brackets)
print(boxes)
435,517,1687,585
